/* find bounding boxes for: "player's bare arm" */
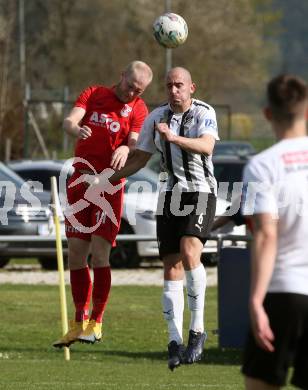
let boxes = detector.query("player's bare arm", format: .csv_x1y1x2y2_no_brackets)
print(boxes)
88,149,152,188
63,106,92,139
211,215,231,231
110,132,139,170
156,123,215,155
111,149,152,181
249,213,278,352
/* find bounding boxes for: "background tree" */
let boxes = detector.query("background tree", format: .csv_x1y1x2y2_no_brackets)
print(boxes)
272,0,308,79
0,0,281,158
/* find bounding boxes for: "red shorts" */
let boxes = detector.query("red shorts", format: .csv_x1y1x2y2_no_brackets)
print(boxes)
64,172,124,245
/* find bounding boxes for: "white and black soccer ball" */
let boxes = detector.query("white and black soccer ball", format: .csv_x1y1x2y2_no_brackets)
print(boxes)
153,13,188,49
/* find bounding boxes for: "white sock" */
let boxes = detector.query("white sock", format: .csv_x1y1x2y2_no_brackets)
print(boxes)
185,263,206,333
162,280,184,344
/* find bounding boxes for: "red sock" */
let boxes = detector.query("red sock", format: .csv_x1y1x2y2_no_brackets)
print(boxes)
70,267,92,322
90,266,111,323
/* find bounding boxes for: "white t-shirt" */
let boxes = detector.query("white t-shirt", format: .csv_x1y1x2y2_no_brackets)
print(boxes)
137,99,219,193
242,136,308,295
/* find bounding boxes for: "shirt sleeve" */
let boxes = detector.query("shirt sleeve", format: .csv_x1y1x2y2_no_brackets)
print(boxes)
197,107,220,140
74,86,95,110
130,100,149,134
241,159,278,216
136,112,157,154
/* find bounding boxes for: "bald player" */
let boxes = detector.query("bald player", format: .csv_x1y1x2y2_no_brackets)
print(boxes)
108,67,219,369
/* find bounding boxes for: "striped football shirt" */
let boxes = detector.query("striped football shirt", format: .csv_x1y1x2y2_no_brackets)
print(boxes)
137,98,219,194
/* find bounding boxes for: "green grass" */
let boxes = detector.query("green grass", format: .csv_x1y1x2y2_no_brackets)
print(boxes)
0,285,295,390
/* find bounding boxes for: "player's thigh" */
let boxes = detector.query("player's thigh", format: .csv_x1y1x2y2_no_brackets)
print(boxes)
179,192,216,241
157,192,180,258
90,188,124,246
67,237,91,270
65,174,92,238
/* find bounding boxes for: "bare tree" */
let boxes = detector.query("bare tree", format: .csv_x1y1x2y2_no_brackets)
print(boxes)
0,0,279,158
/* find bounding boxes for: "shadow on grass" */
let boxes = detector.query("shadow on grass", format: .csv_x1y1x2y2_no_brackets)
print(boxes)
71,347,242,365
202,347,242,365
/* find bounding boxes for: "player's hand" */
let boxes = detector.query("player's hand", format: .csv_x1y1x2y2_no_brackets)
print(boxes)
78,125,92,139
156,122,175,142
250,303,275,352
110,145,130,170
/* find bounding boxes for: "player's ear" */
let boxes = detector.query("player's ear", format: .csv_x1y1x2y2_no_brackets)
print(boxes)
263,107,272,121
190,82,196,94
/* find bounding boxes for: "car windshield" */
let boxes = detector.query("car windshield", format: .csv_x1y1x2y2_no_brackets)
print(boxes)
214,162,244,184
214,142,255,157
214,160,246,201
14,168,64,192
8,160,74,192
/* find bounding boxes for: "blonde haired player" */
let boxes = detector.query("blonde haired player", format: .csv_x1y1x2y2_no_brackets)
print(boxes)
53,61,152,348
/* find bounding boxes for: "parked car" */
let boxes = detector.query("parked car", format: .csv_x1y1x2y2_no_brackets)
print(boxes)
0,162,53,269
8,159,73,193
9,155,249,268
9,159,159,268
213,141,256,157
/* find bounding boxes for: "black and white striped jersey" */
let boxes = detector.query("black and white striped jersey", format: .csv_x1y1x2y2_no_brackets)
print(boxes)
137,98,219,194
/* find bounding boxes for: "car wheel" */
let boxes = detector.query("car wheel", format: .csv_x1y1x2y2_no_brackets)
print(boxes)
38,256,68,270
0,257,10,268
109,220,140,268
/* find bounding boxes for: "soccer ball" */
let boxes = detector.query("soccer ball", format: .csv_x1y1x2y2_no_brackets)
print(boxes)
153,13,188,49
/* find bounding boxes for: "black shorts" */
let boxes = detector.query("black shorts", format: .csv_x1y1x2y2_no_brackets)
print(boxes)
242,292,308,388
156,191,216,258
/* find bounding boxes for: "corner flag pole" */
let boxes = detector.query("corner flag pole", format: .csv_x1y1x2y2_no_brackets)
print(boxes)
50,176,70,361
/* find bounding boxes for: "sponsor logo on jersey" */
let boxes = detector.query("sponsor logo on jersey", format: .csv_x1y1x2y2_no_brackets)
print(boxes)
204,119,217,130
120,104,132,117
89,111,121,133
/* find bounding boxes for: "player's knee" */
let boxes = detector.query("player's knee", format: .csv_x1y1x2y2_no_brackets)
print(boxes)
91,255,110,268
181,249,199,269
68,243,89,269
68,256,88,270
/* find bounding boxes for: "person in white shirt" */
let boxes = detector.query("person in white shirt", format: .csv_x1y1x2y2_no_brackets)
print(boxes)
108,67,219,370
241,74,308,390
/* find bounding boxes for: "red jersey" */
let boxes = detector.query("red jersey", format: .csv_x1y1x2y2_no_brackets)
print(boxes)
73,85,148,172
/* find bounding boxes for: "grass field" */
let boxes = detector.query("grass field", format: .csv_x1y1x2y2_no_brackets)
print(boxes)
0,284,295,390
